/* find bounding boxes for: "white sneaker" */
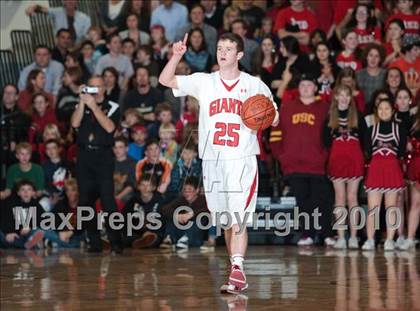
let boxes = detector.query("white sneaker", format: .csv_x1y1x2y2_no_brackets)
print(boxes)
324,237,336,247
159,235,173,249
176,235,189,249
334,238,347,249
395,236,405,249
348,237,359,249
398,239,415,251
362,239,375,251
297,237,314,246
384,239,395,251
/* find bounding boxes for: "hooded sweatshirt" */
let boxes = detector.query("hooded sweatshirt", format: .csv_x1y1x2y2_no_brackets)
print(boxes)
270,96,330,176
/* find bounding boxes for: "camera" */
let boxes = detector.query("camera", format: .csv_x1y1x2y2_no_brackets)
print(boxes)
81,86,99,94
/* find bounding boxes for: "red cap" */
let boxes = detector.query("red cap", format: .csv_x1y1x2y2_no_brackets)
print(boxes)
132,124,146,133
150,24,165,32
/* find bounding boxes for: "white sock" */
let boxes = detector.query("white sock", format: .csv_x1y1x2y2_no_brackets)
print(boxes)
231,254,244,270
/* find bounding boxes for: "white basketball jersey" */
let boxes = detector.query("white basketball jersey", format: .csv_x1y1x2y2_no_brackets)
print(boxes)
173,71,275,160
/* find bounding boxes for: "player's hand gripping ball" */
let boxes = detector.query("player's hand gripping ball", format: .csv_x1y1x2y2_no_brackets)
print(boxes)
241,94,276,130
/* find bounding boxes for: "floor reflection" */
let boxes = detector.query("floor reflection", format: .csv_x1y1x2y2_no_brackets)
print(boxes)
0,247,419,310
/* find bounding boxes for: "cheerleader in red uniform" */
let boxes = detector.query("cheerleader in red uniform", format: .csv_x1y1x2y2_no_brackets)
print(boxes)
362,99,408,251
323,85,367,249
401,105,420,250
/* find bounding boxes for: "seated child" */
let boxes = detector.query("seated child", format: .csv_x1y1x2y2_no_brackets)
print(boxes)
128,124,147,161
160,176,207,249
0,180,45,249
1,142,45,200
167,141,201,199
43,178,83,248
159,123,179,165
122,174,163,248
135,139,172,194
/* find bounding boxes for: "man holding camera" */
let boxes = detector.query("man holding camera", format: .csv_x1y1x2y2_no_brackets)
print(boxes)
71,76,123,253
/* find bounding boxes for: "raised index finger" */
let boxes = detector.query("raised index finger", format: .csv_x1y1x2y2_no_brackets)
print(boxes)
182,33,188,45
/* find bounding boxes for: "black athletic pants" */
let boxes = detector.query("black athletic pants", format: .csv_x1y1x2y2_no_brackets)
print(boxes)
287,173,334,240
76,147,122,249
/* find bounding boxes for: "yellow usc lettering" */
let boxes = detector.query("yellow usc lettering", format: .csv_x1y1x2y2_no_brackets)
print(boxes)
292,113,315,125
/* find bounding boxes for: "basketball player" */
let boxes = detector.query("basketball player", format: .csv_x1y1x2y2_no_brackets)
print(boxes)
159,32,279,294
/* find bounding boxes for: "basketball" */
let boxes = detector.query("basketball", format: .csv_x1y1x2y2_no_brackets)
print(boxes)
241,94,276,131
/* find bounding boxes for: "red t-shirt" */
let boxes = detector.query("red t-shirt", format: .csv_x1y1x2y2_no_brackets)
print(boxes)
336,52,363,71
386,11,420,35
389,57,420,75
333,0,383,25
274,6,317,34
353,26,382,48
306,0,334,33
384,42,395,57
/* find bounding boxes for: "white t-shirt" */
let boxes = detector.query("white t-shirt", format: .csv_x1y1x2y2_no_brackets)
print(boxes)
173,71,275,160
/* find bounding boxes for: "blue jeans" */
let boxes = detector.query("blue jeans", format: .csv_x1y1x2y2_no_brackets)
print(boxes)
164,220,204,247
0,230,43,249
43,230,82,248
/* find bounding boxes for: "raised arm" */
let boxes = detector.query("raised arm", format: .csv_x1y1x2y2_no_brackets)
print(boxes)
158,33,188,89
25,4,48,16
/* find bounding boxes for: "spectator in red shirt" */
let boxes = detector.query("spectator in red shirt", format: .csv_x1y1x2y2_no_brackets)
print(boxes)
384,19,405,66
336,29,363,72
389,34,420,97
333,0,383,35
17,69,55,115
339,3,382,49
386,0,420,37
28,93,59,163
274,0,317,47
266,0,289,24
270,73,333,247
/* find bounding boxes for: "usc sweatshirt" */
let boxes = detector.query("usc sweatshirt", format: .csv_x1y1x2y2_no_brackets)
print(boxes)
270,97,330,176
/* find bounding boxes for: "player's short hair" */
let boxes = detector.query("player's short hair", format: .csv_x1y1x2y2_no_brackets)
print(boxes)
139,173,157,188
218,32,244,53
183,176,200,189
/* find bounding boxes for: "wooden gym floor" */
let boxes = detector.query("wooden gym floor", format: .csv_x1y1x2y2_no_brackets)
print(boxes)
0,246,419,310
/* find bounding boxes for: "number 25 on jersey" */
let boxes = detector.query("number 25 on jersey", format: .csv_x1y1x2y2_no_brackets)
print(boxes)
213,122,240,147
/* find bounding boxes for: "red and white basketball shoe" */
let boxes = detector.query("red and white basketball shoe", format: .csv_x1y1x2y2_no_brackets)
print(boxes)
227,264,248,293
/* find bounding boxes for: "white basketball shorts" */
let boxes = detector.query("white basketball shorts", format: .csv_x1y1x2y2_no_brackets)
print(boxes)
202,156,258,227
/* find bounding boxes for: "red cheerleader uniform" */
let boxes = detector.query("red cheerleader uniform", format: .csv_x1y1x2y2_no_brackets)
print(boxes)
324,110,366,182
407,134,420,185
365,121,407,193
